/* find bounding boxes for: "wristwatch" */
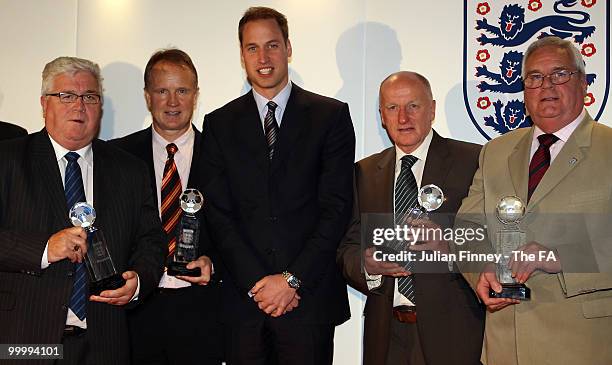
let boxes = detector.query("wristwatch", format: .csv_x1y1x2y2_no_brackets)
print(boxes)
282,271,301,290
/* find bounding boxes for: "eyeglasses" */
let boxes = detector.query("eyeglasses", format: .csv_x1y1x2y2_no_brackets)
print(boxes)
45,92,101,104
523,70,579,89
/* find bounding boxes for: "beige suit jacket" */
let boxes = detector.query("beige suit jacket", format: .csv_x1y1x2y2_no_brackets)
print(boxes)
457,114,612,365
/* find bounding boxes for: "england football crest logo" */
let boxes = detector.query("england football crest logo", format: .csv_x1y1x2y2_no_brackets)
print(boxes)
464,0,609,140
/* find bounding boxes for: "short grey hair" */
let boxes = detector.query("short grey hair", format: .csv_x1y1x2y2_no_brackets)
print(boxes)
521,36,585,78
41,56,103,96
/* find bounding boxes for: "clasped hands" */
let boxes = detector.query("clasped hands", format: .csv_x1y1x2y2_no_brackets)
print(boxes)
250,274,300,318
476,241,561,313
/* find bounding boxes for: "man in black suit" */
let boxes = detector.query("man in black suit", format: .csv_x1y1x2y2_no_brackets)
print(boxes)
337,72,485,365
0,121,27,140
111,48,222,365
200,6,355,365
0,56,166,365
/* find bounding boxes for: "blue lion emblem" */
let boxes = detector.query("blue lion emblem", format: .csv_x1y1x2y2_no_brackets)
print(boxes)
484,99,532,134
476,51,524,93
477,0,595,47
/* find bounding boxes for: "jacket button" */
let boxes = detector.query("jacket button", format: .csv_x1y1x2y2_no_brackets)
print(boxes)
67,271,74,277
269,216,278,222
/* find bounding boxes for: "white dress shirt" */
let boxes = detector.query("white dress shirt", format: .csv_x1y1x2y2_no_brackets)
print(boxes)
253,81,292,131
152,126,195,289
530,109,585,163
366,129,434,307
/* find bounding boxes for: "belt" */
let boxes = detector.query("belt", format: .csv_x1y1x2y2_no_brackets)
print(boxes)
392,305,417,323
63,325,87,337
157,286,191,295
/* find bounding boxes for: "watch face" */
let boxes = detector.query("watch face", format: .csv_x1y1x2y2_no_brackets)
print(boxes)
288,276,300,289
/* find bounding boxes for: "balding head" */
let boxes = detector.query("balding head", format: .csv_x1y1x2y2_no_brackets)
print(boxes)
378,71,436,154
379,71,433,104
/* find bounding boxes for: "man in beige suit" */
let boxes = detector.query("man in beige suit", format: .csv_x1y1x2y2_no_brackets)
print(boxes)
456,36,612,364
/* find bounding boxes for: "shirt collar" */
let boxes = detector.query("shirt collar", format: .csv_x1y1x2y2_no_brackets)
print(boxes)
152,124,194,152
48,134,93,167
253,81,292,118
394,128,434,167
533,109,586,143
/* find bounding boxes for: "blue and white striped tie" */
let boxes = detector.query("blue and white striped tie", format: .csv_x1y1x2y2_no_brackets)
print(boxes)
64,152,87,320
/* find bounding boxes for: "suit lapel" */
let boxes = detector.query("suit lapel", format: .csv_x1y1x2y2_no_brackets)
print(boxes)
271,85,310,175
31,131,70,227
421,131,451,189
375,148,396,214
187,124,201,188
136,127,158,205
374,147,396,296
234,93,270,171
508,129,533,202
528,116,592,209
92,140,120,234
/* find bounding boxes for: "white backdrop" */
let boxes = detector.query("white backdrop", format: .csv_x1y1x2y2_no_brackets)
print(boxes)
1,1,610,363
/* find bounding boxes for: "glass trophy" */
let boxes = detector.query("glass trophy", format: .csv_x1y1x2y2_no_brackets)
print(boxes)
69,202,126,295
401,184,445,247
167,189,203,277
489,196,531,300
408,184,445,221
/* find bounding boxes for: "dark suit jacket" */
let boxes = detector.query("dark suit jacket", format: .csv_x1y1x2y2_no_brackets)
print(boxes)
337,131,485,365
200,85,354,325
109,125,222,356
109,125,203,237
0,130,166,365
0,121,27,140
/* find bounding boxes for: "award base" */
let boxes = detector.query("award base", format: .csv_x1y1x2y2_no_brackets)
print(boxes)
90,274,126,296
489,283,531,301
167,261,201,277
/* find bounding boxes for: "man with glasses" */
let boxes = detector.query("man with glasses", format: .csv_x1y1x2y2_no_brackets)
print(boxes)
456,36,612,364
0,56,166,364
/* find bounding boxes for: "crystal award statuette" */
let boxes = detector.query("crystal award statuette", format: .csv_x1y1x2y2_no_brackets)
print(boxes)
409,184,445,221
167,189,203,277
69,202,126,295
489,196,531,300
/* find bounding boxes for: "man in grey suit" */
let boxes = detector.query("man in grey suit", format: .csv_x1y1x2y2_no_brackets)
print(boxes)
337,71,484,365
457,36,612,364
0,56,166,364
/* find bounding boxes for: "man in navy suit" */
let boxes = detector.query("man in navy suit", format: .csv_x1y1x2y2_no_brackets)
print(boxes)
200,7,355,365
111,48,222,365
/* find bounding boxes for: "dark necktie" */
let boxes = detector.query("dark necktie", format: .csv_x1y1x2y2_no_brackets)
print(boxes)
528,134,559,202
395,155,419,305
264,101,279,159
161,143,182,258
64,152,87,321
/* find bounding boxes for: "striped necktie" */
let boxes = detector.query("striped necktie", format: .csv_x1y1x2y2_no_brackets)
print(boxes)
161,143,182,258
264,101,279,159
395,155,419,305
64,152,87,321
528,134,559,202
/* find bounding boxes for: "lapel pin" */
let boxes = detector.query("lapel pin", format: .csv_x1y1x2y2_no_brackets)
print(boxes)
569,157,578,165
